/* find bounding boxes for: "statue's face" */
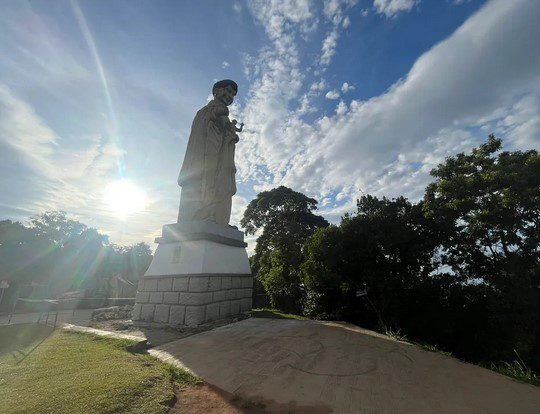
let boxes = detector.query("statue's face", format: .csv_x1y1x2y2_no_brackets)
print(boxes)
214,85,236,106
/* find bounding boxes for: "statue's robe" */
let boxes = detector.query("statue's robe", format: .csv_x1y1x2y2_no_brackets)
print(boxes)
177,100,237,225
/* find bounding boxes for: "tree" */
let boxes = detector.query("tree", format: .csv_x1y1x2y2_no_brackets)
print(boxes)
241,186,328,312
302,195,439,326
423,135,540,368
424,135,540,283
0,212,152,307
29,211,88,245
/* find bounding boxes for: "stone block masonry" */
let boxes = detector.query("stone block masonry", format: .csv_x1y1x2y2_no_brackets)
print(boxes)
134,221,252,327
133,274,253,326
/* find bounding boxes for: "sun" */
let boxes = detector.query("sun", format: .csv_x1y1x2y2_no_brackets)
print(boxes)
103,179,147,219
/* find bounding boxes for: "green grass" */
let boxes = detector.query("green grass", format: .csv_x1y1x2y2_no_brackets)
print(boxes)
417,342,454,357
384,327,409,342
251,308,308,320
489,361,540,386
487,351,540,386
382,327,454,357
0,324,199,414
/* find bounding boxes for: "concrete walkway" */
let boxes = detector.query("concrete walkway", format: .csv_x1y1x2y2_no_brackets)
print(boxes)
0,310,93,326
155,318,540,414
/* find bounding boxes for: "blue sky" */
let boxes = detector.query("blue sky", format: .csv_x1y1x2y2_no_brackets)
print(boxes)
1,0,539,249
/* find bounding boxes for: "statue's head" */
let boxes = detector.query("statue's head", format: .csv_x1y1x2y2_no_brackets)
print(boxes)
212,79,237,106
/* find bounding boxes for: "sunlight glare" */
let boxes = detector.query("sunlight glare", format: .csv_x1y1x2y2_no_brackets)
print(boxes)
103,179,147,220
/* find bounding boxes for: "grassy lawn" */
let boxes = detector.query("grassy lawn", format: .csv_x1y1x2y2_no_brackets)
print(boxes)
0,324,198,414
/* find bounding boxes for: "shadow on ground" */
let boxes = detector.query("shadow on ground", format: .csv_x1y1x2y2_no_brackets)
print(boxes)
0,323,54,361
171,382,332,414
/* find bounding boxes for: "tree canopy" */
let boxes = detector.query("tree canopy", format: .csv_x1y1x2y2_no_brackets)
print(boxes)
0,212,152,311
241,186,328,312
247,136,540,373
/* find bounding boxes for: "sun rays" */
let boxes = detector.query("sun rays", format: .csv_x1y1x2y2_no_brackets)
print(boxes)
103,179,148,220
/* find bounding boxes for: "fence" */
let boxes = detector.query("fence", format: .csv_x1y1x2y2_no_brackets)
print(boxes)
4,297,135,327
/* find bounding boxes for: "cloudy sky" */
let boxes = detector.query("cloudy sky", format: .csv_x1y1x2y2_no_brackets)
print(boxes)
1,0,539,249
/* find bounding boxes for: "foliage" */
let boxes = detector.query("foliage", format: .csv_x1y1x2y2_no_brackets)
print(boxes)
0,212,152,310
488,356,540,386
424,134,540,286
302,195,439,328
241,186,328,312
0,325,198,413
417,343,453,357
385,328,409,342
424,135,540,369
249,135,540,375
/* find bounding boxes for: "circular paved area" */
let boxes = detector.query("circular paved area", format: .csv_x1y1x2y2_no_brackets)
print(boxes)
156,318,540,413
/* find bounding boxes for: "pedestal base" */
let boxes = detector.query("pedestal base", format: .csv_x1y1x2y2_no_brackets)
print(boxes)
133,221,252,326
132,274,253,326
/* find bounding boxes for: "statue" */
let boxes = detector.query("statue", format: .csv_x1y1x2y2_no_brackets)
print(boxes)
177,80,243,225
231,119,244,132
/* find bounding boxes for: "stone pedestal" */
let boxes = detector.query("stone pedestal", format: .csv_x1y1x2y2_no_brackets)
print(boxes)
132,221,252,326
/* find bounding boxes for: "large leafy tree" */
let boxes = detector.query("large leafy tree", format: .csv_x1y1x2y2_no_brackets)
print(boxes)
29,211,88,245
0,220,43,283
423,135,540,366
424,135,540,283
302,195,439,325
241,186,328,312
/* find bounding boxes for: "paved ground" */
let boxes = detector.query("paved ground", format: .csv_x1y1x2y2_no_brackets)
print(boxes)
156,318,540,414
0,310,93,326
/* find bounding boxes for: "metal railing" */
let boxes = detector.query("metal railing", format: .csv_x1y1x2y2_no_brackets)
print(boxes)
5,297,135,327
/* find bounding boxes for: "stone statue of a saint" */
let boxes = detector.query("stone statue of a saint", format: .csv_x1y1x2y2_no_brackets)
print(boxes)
177,80,242,225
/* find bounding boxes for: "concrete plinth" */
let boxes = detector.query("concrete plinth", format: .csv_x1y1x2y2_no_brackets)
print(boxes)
133,221,252,326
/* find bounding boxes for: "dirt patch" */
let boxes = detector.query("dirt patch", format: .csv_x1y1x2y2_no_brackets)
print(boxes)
171,383,244,414
88,315,251,347
171,383,332,414
91,305,133,321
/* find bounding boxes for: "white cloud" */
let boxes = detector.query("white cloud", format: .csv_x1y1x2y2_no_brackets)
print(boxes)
0,84,161,245
3,0,538,249
222,61,230,69
0,3,200,246
320,31,340,66
248,0,315,41
373,0,419,18
0,84,58,177
478,94,540,150
325,90,340,99
341,82,355,93
318,0,358,67
336,100,348,115
237,0,540,215
230,194,248,228
237,0,318,183
310,79,327,92
233,2,242,13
